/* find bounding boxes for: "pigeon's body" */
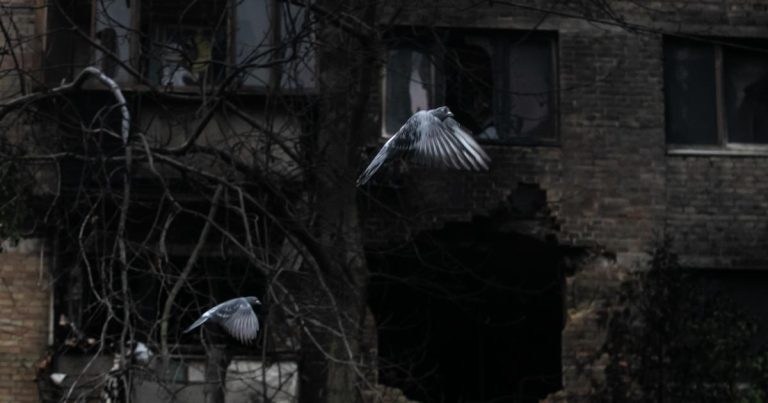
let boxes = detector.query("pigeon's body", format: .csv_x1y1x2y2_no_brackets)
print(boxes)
356,106,490,186
183,297,261,344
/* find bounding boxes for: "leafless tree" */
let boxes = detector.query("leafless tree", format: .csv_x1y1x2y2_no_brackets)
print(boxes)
4,1,749,402
1,0,380,402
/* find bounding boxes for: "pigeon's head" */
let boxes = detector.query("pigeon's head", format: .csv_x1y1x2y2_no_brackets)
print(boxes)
245,296,262,306
430,106,454,121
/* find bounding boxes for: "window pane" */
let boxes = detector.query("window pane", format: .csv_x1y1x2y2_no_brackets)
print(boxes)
279,1,317,90
44,0,92,85
385,48,433,134
94,0,134,83
723,45,768,144
143,0,228,87
235,0,272,88
505,38,555,140
444,36,495,138
664,38,718,145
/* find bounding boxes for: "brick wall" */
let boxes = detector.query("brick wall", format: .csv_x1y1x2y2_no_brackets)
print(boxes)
0,1,40,99
1,2,51,402
0,240,49,403
364,10,669,260
5,0,768,401
365,1,768,401
558,31,666,257
667,156,768,268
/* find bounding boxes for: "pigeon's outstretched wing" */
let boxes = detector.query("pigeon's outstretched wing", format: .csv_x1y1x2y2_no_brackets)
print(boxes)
355,117,416,186
441,117,490,170
182,312,212,334
220,301,260,344
356,109,490,186
183,297,260,344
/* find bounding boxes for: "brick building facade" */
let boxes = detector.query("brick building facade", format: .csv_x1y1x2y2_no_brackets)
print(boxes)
2,0,768,402
362,1,768,401
0,240,50,403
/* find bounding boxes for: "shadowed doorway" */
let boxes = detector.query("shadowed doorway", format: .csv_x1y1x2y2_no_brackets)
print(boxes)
369,220,565,402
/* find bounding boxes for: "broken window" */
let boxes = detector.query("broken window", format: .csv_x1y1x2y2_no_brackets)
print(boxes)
383,30,558,144
664,37,768,146
384,47,435,134
41,0,316,91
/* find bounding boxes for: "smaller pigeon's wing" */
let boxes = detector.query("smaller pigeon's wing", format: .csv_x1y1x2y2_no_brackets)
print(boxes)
183,300,227,333
220,299,260,344
183,315,209,334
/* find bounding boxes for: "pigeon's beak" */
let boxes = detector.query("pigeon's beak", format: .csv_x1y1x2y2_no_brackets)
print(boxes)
447,111,454,117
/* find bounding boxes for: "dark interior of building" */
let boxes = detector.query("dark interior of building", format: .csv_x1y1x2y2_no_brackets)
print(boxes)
369,220,565,402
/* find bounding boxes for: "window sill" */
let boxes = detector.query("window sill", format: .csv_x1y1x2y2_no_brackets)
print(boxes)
667,144,768,157
477,138,560,147
377,132,559,147
79,81,318,97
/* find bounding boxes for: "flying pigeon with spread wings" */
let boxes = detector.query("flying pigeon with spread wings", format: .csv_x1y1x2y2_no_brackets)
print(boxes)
183,297,261,344
356,106,490,186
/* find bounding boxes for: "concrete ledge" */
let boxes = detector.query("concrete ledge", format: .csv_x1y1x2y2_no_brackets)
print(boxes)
1,238,43,255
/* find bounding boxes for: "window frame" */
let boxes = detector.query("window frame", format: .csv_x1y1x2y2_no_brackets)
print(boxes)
381,28,560,146
41,0,317,94
665,36,768,154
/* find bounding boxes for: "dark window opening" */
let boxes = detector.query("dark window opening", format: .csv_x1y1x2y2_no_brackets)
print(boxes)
506,39,556,139
664,38,718,145
43,0,94,85
664,36,768,146
384,29,558,144
724,46,768,143
445,38,495,136
369,221,564,403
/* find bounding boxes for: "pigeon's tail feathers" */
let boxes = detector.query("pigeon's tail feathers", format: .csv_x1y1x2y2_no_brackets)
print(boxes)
182,316,209,334
356,148,390,186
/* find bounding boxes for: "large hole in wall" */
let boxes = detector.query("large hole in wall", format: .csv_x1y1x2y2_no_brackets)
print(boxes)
368,218,566,402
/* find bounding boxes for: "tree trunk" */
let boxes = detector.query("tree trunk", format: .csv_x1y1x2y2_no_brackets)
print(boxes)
204,339,231,403
298,1,378,402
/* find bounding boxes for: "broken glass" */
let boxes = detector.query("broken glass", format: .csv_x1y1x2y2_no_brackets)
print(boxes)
385,48,433,134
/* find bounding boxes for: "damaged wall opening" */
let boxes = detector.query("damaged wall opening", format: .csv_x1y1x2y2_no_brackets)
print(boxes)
368,219,565,402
